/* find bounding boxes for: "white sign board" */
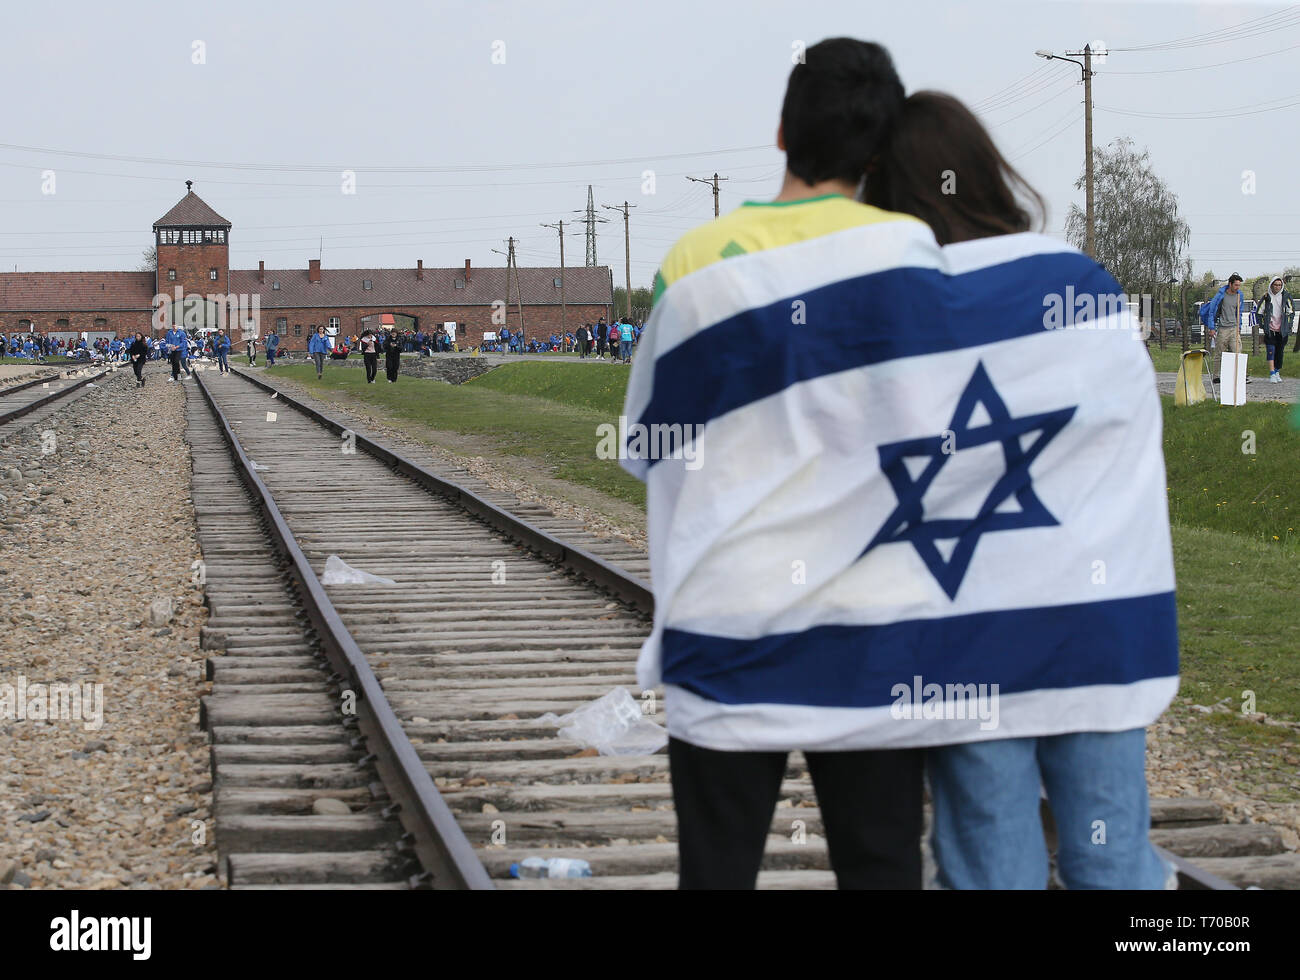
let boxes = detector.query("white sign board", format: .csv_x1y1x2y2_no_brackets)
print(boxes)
443,321,457,340
1219,352,1247,406
483,332,497,341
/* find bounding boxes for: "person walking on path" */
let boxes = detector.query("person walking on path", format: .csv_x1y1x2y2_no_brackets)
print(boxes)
214,329,231,374
618,320,634,363
359,329,380,383
1256,277,1293,383
576,323,590,359
596,318,608,358
1205,274,1249,384
308,325,330,379
128,332,149,387
265,329,280,367
384,328,402,382
607,321,620,362
163,324,190,382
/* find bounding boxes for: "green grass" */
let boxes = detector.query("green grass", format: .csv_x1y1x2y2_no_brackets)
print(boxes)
274,361,1299,724
1147,343,1300,378
1171,524,1300,721
1161,398,1300,554
467,360,630,415
274,363,645,506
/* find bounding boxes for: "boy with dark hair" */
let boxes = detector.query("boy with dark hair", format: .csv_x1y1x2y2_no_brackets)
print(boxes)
625,37,926,890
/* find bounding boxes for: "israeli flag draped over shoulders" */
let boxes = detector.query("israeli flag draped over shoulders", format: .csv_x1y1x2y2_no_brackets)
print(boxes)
622,213,1179,752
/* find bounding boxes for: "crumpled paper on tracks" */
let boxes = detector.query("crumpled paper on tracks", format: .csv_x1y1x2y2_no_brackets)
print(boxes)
539,687,667,756
320,554,397,586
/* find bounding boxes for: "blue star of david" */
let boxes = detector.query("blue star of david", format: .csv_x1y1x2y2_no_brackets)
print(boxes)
862,362,1077,599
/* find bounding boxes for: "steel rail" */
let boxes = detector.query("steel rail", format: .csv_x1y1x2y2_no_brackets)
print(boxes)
229,365,654,615
193,369,494,890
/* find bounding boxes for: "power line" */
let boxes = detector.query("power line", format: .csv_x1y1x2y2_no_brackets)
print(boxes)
1099,38,1300,75
1108,5,1300,52
0,141,774,175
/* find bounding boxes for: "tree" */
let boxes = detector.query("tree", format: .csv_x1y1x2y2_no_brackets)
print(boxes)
1066,138,1189,296
612,285,654,323
138,245,157,273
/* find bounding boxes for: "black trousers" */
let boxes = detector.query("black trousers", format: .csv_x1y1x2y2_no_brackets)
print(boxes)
168,350,183,380
132,356,145,382
385,351,400,381
668,736,924,889
1267,332,1286,370
364,352,378,382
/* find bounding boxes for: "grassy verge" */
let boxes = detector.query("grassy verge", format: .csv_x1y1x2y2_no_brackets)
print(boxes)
1172,524,1299,720
1162,398,1300,554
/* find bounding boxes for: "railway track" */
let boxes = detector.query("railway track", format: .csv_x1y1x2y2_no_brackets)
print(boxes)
187,364,1296,890
0,365,109,429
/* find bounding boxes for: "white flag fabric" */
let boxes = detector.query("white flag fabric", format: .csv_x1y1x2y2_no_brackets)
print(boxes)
622,197,1178,752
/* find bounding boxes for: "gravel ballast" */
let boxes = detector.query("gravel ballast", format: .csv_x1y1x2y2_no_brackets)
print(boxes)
0,365,217,889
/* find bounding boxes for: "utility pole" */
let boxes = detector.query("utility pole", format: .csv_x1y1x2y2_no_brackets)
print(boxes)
1036,44,1097,258
686,172,729,218
508,237,524,343
541,218,567,337
603,201,636,321
492,238,525,349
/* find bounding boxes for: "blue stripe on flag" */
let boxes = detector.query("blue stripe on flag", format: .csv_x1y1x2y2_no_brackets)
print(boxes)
660,591,1178,708
635,252,1119,462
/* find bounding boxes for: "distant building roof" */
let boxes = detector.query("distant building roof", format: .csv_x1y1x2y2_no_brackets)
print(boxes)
0,271,155,312
154,189,232,229
230,265,612,309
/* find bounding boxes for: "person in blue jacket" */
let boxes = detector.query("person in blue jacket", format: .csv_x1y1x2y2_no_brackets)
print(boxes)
308,325,330,379
163,325,190,381
214,328,232,374
265,329,280,367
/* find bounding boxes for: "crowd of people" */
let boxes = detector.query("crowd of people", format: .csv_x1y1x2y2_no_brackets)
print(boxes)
493,320,642,360
4,318,643,371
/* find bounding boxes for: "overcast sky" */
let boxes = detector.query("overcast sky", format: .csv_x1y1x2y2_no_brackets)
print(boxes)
1,1,1293,289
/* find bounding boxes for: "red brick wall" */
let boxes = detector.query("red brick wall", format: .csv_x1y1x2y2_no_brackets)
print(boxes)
0,310,154,336
156,241,230,303
264,303,612,350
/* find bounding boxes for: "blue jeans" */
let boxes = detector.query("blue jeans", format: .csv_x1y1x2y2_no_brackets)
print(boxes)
927,729,1171,889
619,340,631,360
217,352,229,372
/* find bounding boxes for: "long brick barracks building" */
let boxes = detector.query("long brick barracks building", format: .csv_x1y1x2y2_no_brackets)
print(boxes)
0,184,615,351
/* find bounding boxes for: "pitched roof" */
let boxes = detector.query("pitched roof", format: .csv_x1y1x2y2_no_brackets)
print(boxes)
229,265,613,309
154,191,231,228
0,272,156,312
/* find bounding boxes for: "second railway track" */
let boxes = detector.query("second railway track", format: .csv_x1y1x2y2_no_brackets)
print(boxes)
188,365,1293,890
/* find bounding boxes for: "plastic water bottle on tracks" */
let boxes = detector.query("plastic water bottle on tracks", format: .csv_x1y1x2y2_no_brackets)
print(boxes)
508,857,593,879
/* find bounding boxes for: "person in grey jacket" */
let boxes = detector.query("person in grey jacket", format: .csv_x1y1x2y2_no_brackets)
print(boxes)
1209,273,1247,385
1255,277,1293,383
